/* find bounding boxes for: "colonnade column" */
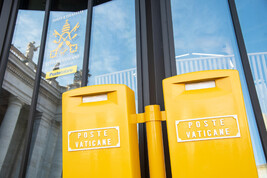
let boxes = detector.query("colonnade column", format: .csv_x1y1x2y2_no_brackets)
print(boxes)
0,95,23,171
49,123,62,178
26,112,51,178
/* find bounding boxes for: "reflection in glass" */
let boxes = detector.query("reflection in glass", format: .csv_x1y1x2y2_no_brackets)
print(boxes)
170,0,266,175
88,0,137,104
42,10,87,90
26,10,87,177
12,10,44,64
236,0,267,124
236,0,267,175
0,10,44,177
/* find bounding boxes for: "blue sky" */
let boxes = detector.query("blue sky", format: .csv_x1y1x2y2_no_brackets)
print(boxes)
171,0,235,57
88,0,136,85
236,0,267,53
12,10,44,64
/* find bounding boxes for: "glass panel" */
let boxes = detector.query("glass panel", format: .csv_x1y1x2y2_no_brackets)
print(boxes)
0,9,44,177
42,10,87,89
26,10,87,177
170,0,266,175
236,0,267,175
88,0,137,107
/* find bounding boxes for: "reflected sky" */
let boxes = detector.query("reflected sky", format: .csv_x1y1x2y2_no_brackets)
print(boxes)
88,0,136,85
171,0,235,58
12,10,44,64
236,0,267,53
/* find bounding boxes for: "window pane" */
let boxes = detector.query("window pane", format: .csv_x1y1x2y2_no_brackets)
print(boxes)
0,9,44,177
42,10,87,89
236,0,267,175
88,0,137,107
26,10,87,177
170,0,266,175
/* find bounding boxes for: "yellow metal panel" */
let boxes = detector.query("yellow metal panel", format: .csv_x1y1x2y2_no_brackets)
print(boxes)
163,70,258,178
145,105,166,178
62,84,140,178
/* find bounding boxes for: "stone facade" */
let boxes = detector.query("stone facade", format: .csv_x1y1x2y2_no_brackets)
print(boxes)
0,45,64,178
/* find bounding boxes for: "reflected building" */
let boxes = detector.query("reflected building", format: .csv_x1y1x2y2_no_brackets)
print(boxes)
0,45,65,177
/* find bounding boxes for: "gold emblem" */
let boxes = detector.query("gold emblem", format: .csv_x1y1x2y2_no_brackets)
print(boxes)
50,19,80,58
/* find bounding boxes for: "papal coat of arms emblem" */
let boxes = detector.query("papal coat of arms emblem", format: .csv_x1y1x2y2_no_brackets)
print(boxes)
50,19,80,58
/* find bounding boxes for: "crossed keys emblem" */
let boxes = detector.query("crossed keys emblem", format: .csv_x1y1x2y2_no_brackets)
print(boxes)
50,19,80,58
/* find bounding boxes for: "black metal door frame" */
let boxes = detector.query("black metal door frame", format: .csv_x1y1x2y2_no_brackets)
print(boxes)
136,0,175,177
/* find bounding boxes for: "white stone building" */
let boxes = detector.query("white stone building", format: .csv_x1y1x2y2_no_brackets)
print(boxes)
0,45,63,177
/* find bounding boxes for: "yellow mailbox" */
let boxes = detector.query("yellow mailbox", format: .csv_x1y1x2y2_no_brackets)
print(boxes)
163,70,258,178
62,85,140,178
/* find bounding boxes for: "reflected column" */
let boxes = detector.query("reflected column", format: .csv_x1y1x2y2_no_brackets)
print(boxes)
48,122,62,178
26,112,51,178
0,95,23,172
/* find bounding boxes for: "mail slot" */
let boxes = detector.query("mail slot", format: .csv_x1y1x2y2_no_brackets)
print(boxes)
163,70,258,178
62,85,140,178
